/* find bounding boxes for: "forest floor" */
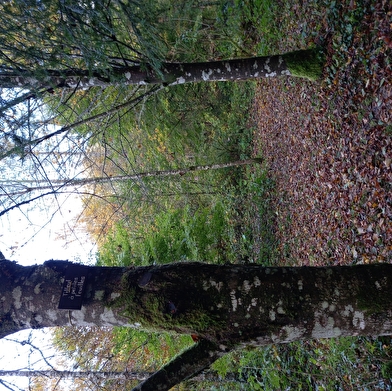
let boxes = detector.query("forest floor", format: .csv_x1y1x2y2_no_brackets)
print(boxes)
251,0,391,267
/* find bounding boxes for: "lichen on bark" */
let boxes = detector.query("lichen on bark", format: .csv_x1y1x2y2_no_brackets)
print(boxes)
2,260,392,391
108,263,392,348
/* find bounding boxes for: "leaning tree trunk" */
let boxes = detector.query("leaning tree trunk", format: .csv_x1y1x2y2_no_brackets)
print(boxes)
0,49,323,91
1,260,392,390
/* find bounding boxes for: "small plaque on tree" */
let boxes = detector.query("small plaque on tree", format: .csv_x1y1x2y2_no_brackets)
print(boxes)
58,264,88,310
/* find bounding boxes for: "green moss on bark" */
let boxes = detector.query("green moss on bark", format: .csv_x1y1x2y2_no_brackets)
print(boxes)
283,48,325,81
111,284,224,337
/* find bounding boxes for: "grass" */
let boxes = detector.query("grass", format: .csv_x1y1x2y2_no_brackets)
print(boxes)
208,336,392,390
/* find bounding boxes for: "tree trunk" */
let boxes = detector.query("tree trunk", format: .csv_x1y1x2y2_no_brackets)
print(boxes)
2,259,392,342
0,158,262,197
0,49,323,91
0,369,150,381
0,368,236,383
2,260,392,390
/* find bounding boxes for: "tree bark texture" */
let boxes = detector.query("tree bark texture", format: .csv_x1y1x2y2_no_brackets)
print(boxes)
0,49,322,91
0,368,233,383
2,260,392,341
0,260,134,338
0,369,150,381
2,260,392,390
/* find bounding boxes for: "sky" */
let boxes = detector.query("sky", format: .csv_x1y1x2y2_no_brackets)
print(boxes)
0,192,96,266
0,192,96,390
0,75,108,391
0,329,61,390
0,70,98,391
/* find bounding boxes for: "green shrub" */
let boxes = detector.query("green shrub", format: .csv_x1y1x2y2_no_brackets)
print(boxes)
98,202,233,266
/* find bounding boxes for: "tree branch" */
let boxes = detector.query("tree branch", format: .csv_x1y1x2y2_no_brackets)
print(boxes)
131,339,229,391
0,85,162,162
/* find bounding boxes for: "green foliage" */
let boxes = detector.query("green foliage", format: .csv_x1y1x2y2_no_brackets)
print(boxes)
96,222,134,266
134,203,229,264
232,165,278,265
93,81,258,267
211,337,392,390
0,0,144,71
216,0,284,56
97,162,279,267
112,327,193,370
0,0,285,85
140,82,256,163
98,202,233,265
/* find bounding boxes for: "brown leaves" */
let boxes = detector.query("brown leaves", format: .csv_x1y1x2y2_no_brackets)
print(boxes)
253,78,391,266
251,1,391,266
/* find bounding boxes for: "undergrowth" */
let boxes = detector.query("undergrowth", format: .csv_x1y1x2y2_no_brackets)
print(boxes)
66,0,392,389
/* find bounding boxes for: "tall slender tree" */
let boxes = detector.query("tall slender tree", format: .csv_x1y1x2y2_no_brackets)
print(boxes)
0,369,151,381
0,49,324,93
0,0,324,113
0,158,261,206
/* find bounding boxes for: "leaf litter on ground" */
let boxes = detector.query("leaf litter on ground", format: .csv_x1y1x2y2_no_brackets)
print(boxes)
251,0,391,266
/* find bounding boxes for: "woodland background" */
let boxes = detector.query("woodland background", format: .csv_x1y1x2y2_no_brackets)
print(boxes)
0,0,391,390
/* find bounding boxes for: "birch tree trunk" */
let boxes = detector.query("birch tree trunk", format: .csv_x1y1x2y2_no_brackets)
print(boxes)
0,49,323,91
0,158,262,197
0,370,150,381
0,368,239,383
2,259,392,390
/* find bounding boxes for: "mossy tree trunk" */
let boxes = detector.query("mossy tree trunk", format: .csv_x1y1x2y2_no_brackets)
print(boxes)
0,49,323,92
1,260,392,390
